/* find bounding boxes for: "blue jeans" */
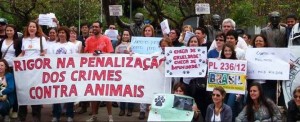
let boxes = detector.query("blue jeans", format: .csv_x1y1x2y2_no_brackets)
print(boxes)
0,100,10,116
52,102,74,119
120,102,134,111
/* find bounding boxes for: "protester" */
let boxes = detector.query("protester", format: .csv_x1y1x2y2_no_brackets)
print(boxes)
235,82,282,121
172,82,203,121
47,28,57,54
77,23,89,49
194,27,211,49
0,59,15,122
207,32,225,58
138,24,156,120
168,29,184,47
242,34,252,47
69,26,82,53
85,21,114,122
178,25,193,44
287,86,300,121
116,29,134,116
50,26,76,122
18,21,48,122
0,24,22,119
206,86,232,122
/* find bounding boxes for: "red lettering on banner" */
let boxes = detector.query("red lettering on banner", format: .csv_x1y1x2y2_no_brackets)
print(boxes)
114,57,121,67
42,71,66,83
110,85,123,96
14,58,52,71
105,57,113,67
208,62,217,69
88,57,95,67
94,84,105,95
29,85,78,99
126,57,133,67
57,57,75,68
123,85,132,97
84,84,94,96
71,70,122,81
174,49,188,54
134,58,143,68
137,86,144,97
80,57,88,67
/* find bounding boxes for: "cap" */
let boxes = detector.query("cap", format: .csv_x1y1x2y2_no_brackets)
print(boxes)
0,18,8,25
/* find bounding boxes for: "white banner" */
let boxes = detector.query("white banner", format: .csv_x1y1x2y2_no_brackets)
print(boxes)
283,46,300,107
165,47,207,77
109,5,123,16
245,48,290,80
13,54,171,105
195,3,210,15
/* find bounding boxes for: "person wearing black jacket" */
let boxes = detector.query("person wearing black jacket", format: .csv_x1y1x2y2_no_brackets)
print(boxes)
287,86,300,122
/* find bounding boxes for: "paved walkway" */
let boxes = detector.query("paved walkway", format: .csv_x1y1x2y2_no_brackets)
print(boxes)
6,104,146,122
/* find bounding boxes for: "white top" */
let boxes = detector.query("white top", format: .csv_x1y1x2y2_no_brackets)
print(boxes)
69,40,82,53
1,39,16,67
46,41,56,54
115,42,130,54
22,37,48,57
235,47,245,60
211,112,221,122
209,36,248,51
50,42,76,54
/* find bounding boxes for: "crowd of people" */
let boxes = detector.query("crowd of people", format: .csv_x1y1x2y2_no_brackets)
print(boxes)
0,10,299,122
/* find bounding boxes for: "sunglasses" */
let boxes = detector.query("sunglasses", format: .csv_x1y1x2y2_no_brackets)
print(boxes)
212,94,221,97
294,95,300,99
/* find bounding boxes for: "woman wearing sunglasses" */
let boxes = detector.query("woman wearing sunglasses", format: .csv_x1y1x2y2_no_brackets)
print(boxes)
287,86,300,121
205,86,232,122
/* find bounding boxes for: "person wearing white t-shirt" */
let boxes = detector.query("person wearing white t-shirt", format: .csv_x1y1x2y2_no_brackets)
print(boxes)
51,26,75,122
47,28,57,54
69,27,82,53
18,21,47,122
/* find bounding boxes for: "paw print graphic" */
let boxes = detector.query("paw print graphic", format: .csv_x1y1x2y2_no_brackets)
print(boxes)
199,72,202,75
183,71,186,74
199,59,202,62
197,49,201,52
166,70,170,73
187,71,190,74
169,72,173,75
167,53,170,56
169,50,172,53
155,96,166,107
202,51,205,54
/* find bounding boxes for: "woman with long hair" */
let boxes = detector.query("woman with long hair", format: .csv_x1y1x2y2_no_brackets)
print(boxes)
18,21,48,122
287,86,300,121
235,82,281,121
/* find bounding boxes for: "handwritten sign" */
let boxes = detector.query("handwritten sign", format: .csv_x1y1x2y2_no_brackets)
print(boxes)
165,47,207,77
207,58,247,94
195,3,210,14
109,5,123,16
245,48,290,80
38,13,57,27
104,29,118,40
184,31,195,44
148,94,194,121
160,19,170,34
13,54,171,105
131,37,162,54
283,46,300,107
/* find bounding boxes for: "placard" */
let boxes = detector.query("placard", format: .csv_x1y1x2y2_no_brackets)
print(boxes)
184,31,195,44
148,94,194,121
195,3,210,14
160,19,170,34
245,48,290,80
104,29,118,40
207,58,247,94
109,5,123,16
13,54,171,105
131,37,162,54
165,47,207,77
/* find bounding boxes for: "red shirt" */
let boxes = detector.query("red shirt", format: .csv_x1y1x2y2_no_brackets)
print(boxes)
84,35,114,53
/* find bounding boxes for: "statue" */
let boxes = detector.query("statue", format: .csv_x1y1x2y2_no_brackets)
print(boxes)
116,13,145,36
260,11,286,47
206,14,222,43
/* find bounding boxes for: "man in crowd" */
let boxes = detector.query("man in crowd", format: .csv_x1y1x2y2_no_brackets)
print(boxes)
77,23,90,50
286,14,300,46
85,21,114,122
